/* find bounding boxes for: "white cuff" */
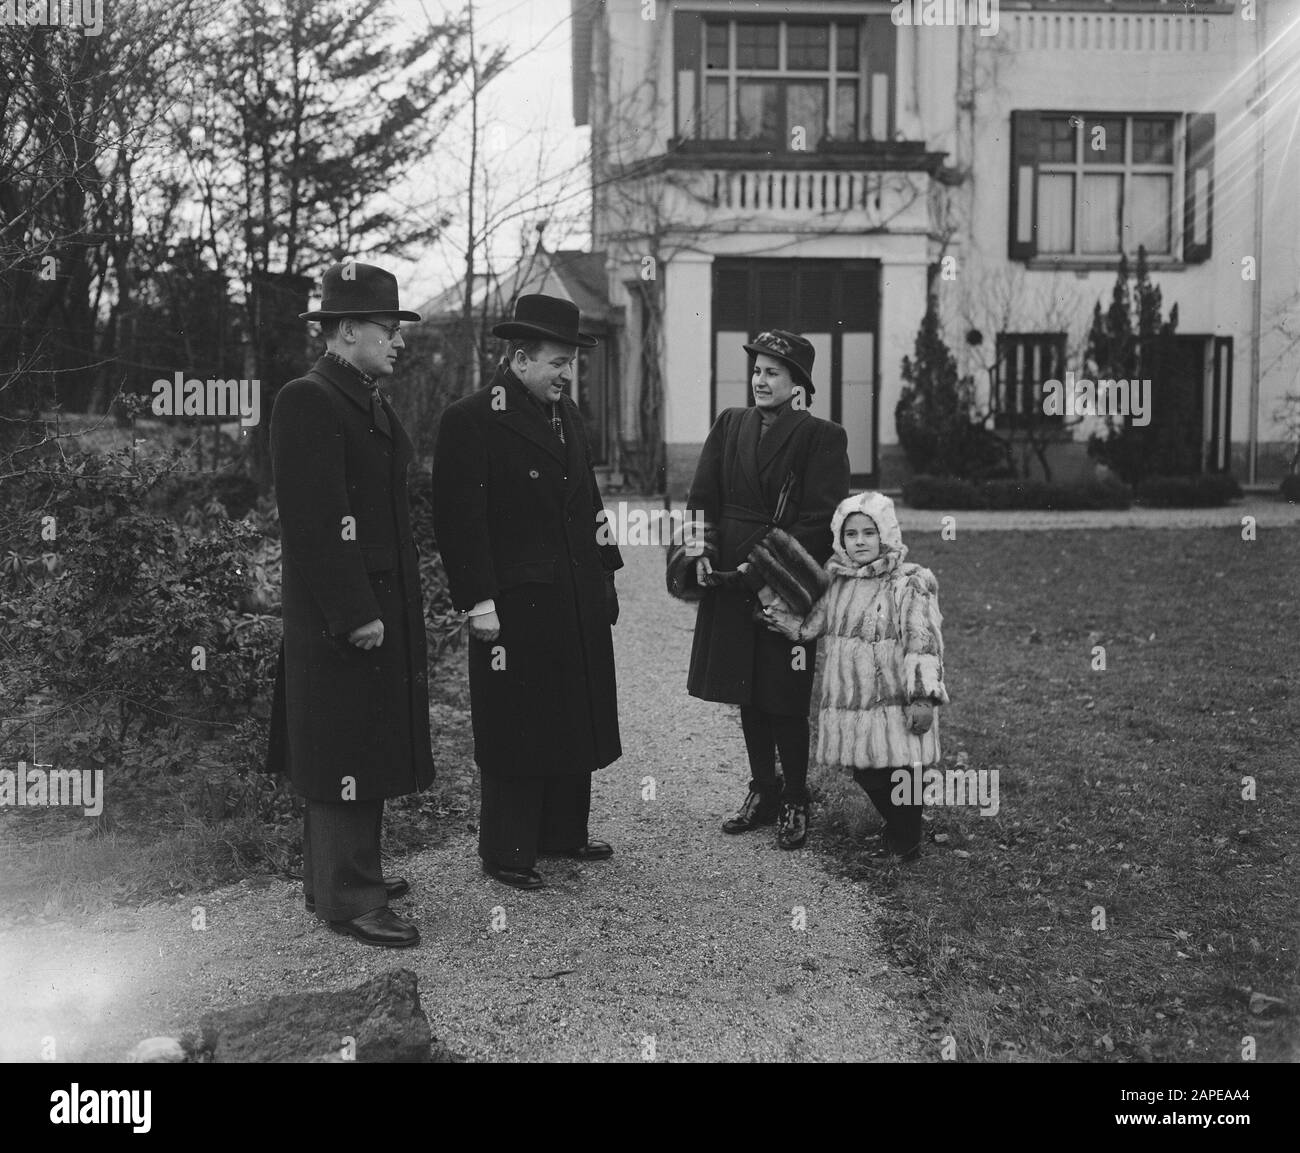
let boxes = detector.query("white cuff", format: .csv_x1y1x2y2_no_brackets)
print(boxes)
466,599,496,618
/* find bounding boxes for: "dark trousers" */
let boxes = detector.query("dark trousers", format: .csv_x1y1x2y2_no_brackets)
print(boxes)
740,706,810,804
301,798,386,921
854,765,924,853
478,772,591,869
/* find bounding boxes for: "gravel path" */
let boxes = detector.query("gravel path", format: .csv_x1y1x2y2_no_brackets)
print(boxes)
0,542,921,1063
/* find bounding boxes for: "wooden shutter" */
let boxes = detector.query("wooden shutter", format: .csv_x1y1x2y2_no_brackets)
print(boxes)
1183,112,1214,264
673,10,703,140
863,14,894,141
1008,111,1041,261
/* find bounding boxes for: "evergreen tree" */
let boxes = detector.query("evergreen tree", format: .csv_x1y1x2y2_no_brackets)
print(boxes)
896,293,1006,479
1087,247,1195,482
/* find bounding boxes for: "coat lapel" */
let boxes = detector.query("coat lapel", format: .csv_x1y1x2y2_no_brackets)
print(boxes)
560,399,586,502
757,403,807,477
735,406,763,502
494,366,566,466
312,355,392,440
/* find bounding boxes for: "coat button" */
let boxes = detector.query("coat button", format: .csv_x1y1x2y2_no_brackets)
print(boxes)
529,469,540,479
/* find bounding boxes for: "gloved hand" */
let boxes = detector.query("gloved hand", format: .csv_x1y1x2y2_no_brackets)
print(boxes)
761,603,802,641
906,701,934,735
606,574,619,626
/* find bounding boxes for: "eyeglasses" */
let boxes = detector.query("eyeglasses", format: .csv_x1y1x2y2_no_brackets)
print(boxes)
360,319,402,341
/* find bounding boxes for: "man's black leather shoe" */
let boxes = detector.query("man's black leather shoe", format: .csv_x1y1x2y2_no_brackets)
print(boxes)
566,840,613,861
328,906,420,948
482,862,545,890
722,789,780,834
305,876,409,913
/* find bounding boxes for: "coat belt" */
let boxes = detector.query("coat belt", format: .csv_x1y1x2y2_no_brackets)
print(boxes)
721,502,774,526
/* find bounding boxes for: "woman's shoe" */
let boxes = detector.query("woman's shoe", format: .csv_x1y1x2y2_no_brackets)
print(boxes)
722,789,781,834
867,829,922,863
777,802,808,849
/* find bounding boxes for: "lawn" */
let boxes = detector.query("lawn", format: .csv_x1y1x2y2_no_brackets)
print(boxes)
813,524,1298,1062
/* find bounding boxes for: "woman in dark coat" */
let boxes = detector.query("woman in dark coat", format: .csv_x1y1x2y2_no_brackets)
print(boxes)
685,330,850,849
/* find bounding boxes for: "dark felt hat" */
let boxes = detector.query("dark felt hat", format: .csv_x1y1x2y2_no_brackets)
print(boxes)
299,262,421,321
492,293,598,348
743,329,816,396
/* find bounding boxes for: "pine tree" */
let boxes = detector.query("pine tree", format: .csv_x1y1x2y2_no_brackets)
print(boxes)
896,292,1005,479
1086,247,1191,482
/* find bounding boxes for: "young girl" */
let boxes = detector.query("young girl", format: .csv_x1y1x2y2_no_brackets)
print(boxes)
764,491,949,860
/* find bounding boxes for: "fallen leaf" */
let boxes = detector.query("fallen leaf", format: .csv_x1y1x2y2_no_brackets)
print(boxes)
1249,992,1288,1017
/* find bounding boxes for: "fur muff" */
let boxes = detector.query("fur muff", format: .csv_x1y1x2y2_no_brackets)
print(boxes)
747,527,830,616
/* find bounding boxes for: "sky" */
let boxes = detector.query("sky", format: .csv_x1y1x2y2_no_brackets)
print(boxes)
387,0,592,311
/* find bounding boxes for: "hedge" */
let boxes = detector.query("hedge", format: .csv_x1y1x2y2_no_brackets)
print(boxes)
902,475,1132,511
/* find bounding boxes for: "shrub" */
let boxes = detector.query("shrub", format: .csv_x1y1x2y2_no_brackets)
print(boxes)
902,476,985,509
150,470,261,521
1134,474,1242,508
0,446,281,774
896,298,1010,481
902,475,1132,511
1280,474,1300,503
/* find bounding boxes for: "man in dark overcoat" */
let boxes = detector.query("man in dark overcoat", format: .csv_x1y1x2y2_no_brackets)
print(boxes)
432,294,622,891
266,262,434,947
686,330,850,849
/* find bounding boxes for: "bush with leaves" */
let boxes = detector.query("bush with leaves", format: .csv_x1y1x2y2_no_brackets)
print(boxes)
0,445,281,781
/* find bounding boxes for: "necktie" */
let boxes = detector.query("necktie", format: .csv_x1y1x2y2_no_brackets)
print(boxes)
549,403,565,445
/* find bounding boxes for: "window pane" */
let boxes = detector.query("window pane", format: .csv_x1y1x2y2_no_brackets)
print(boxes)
1039,116,1075,163
706,22,728,70
1037,173,1075,253
787,83,826,147
704,79,729,139
736,23,778,69
1132,118,1173,165
833,81,858,139
1080,173,1122,253
787,24,829,70
837,23,858,71
1129,174,1171,254
1083,117,1125,164
736,81,779,139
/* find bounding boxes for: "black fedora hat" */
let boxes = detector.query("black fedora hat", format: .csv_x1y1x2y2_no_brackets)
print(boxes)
299,262,421,321
743,329,816,396
493,293,598,348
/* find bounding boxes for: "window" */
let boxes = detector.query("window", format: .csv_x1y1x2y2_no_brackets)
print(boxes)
675,14,894,150
994,334,1067,429
1009,112,1213,264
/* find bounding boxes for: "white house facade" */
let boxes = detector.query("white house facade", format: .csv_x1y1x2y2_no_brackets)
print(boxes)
571,0,1300,494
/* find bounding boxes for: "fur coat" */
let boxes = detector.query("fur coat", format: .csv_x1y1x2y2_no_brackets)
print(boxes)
777,491,950,770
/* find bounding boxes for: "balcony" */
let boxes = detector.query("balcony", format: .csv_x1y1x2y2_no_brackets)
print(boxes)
657,163,936,235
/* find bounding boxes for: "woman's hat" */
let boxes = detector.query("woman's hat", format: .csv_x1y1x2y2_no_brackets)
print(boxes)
299,262,421,321
493,293,598,348
743,329,816,396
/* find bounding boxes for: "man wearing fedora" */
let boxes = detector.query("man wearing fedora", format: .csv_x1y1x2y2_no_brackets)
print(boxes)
683,330,850,850
432,294,622,890
265,261,435,947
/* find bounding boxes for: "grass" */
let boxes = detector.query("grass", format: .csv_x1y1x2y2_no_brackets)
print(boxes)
0,640,480,927
811,526,1299,1062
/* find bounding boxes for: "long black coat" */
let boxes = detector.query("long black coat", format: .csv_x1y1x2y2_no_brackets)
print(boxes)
431,363,622,777
687,404,850,716
265,355,435,801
